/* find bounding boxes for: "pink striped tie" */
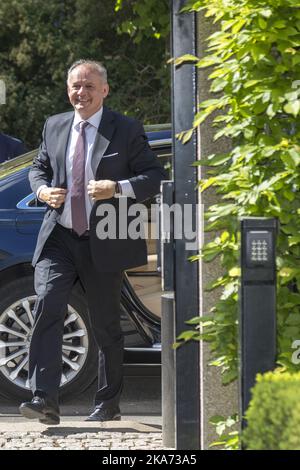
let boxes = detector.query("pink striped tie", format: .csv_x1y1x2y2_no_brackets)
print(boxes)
71,121,88,236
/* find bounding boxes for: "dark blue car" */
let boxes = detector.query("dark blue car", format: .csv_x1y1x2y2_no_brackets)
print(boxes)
0,126,171,401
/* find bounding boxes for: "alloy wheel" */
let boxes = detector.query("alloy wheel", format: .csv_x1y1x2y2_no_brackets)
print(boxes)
0,295,89,391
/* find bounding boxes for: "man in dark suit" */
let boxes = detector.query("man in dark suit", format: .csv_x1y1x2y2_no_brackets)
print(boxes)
0,132,27,163
19,59,166,425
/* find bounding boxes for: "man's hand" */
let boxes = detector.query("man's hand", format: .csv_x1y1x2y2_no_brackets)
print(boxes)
39,187,67,208
87,180,116,201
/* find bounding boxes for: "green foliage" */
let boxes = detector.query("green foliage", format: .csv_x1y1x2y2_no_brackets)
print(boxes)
209,414,239,450
243,371,300,450
0,0,170,148
176,0,300,391
114,0,170,43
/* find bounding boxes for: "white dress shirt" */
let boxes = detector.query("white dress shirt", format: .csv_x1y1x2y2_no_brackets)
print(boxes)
37,107,136,230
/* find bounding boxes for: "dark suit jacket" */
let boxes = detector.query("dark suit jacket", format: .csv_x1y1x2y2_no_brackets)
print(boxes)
0,133,27,163
29,107,167,271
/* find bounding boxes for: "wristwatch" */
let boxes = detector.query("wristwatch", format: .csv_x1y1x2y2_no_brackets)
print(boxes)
115,181,122,196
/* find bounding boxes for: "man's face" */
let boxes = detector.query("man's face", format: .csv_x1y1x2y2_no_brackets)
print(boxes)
67,65,109,119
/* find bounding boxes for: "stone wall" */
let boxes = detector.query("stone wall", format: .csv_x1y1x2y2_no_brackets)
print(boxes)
196,11,239,449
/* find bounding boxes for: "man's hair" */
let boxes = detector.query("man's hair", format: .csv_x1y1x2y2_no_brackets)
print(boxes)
67,60,108,83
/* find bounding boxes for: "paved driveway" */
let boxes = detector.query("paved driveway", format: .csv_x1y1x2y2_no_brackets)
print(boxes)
0,374,169,450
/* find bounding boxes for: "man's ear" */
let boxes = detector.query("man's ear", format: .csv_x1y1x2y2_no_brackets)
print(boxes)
103,83,110,98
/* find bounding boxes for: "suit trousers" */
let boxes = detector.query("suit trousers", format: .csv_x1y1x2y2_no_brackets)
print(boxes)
29,223,124,409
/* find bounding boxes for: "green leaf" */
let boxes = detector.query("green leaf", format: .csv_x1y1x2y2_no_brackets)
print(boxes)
196,56,222,68
283,189,295,202
176,128,193,144
200,177,217,192
284,100,300,117
251,44,269,63
209,415,226,425
222,369,238,385
114,0,123,12
228,267,241,277
260,9,272,18
222,19,237,32
182,129,194,144
244,79,262,88
185,316,201,325
288,148,300,166
209,440,227,447
216,422,227,436
292,55,300,66
177,330,198,342
288,236,300,247
210,77,228,92
232,19,247,34
273,20,286,29
281,150,300,170
258,17,267,29
172,54,199,66
196,153,231,166
193,110,211,127
285,314,300,326
279,267,298,278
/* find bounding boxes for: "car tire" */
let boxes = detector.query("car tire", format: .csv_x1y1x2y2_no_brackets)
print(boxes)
0,275,97,402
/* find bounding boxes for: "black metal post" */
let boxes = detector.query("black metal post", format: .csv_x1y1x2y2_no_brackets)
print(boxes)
171,0,200,450
240,217,278,426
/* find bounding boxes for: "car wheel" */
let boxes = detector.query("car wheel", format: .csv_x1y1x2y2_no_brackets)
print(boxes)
0,276,97,402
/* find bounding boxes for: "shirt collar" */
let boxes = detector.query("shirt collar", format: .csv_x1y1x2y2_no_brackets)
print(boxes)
73,107,103,130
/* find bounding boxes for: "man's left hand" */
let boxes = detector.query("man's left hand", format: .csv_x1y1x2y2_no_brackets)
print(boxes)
87,179,116,201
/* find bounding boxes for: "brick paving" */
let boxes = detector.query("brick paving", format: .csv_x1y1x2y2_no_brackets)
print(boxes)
0,420,170,450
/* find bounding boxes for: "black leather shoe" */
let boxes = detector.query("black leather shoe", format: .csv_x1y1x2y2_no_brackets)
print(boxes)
19,397,60,425
85,406,121,422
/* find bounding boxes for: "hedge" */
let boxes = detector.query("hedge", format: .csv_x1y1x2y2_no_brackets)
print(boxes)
243,371,300,450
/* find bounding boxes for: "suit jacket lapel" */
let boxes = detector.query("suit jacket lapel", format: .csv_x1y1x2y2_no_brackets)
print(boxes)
56,112,73,187
91,106,115,176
